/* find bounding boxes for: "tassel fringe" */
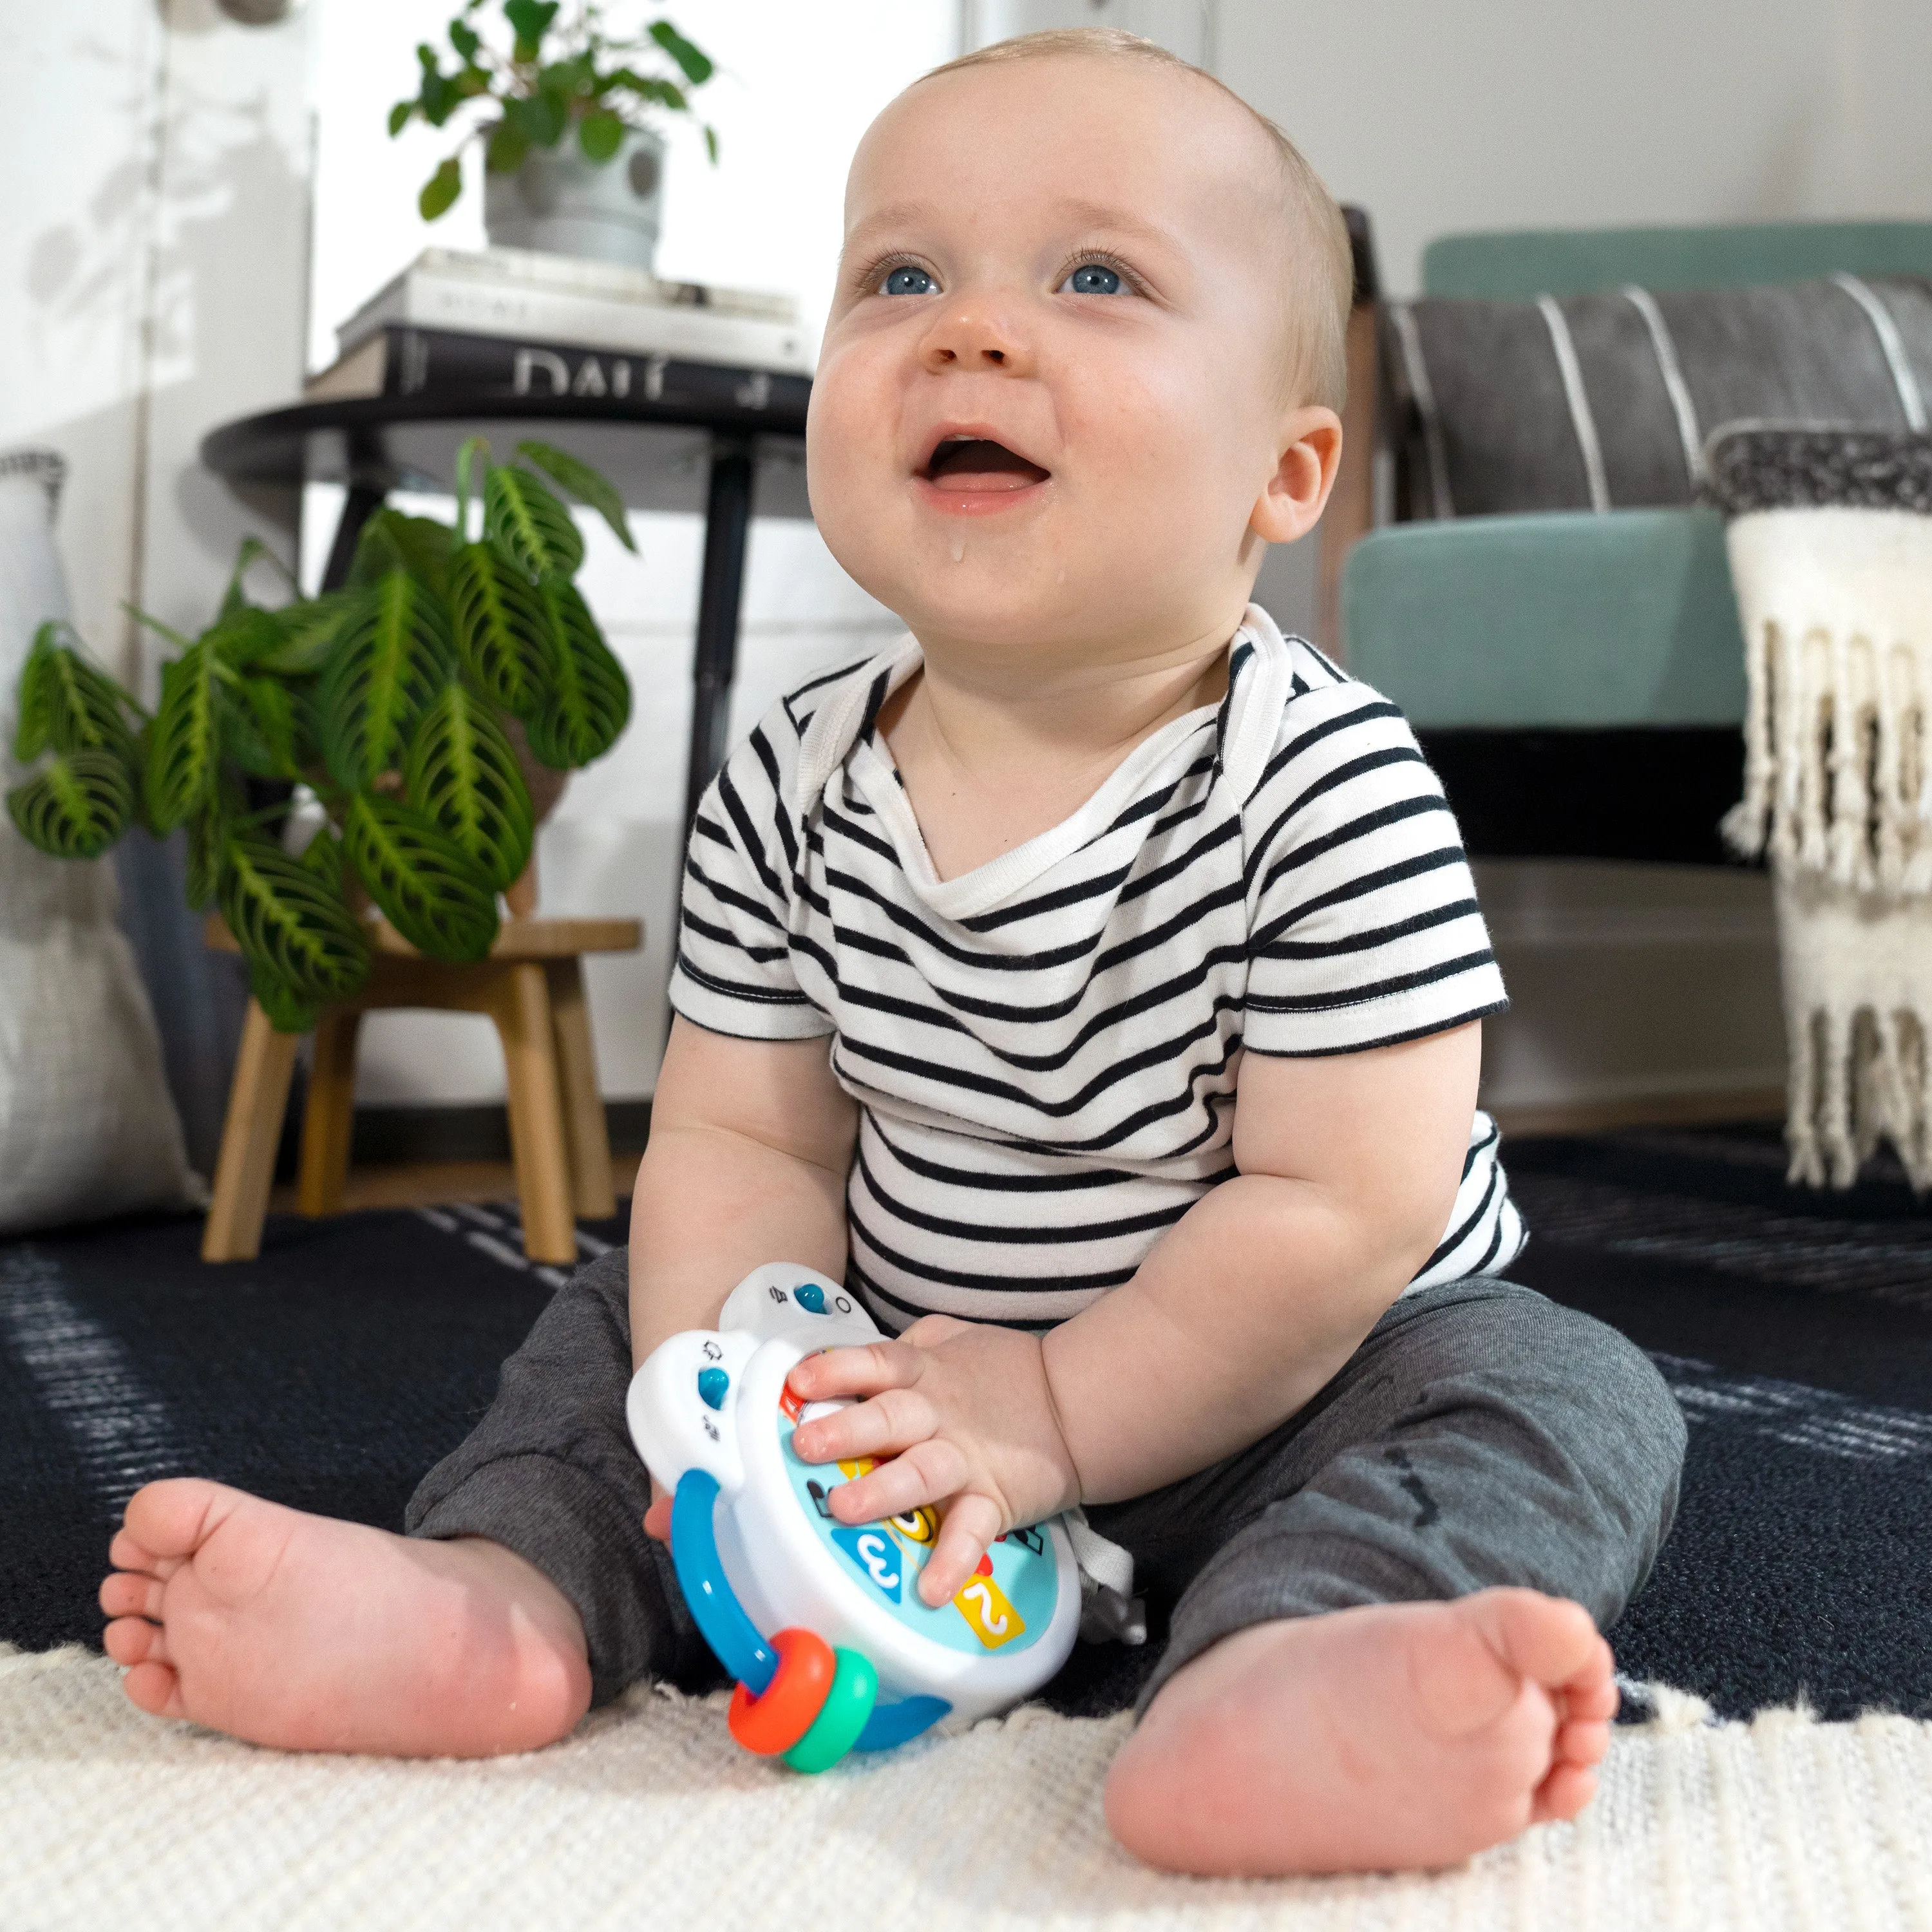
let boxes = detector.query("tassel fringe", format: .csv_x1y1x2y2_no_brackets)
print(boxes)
1724,509,1932,1190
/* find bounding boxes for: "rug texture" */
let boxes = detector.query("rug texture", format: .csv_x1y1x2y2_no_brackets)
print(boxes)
6,1642,1931,1932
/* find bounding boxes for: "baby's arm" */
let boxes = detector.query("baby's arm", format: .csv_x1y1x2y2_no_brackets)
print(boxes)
629,1016,857,1366
1042,1020,1480,1502
790,1021,1479,1600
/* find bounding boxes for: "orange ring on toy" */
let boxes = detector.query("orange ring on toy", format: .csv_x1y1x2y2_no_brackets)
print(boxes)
728,1627,837,1756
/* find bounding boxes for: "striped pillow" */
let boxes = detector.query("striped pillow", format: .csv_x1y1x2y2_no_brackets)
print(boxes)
1385,275,1932,519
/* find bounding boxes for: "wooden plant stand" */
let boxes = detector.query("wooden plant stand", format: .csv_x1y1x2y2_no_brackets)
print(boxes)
201,913,642,1265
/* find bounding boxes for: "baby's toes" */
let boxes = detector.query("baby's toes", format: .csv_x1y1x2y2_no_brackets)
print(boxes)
1531,1759,1599,1824
103,1615,171,1670
1557,1714,1611,1768
99,1570,165,1622
120,1660,187,1721
107,1528,183,1584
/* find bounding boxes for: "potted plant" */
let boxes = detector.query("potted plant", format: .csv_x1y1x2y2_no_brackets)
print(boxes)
6,439,636,1034
391,1,717,270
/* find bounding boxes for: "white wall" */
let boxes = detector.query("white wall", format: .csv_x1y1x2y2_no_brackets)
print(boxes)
1,0,312,692
1213,0,1932,297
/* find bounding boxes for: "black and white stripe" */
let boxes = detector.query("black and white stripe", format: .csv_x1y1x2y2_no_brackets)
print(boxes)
672,605,1522,1332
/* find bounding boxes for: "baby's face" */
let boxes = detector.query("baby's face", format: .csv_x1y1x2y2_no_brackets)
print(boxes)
808,55,1327,672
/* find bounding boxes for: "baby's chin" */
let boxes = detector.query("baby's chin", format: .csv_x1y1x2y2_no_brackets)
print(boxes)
884,564,1159,661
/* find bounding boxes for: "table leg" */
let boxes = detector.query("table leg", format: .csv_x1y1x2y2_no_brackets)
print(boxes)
683,435,755,835
296,1007,361,1216
547,958,617,1220
202,1000,301,1262
320,480,387,592
489,961,578,1264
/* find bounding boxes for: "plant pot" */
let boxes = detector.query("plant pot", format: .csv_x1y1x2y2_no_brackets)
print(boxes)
483,125,666,271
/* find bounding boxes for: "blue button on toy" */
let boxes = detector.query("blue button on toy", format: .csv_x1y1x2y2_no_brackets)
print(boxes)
794,1283,827,1314
697,1367,730,1410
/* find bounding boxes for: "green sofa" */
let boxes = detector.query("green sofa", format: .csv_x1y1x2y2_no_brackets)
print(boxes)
1340,220,1932,862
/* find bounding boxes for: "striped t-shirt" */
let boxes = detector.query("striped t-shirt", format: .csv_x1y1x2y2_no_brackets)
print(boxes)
670,604,1524,1335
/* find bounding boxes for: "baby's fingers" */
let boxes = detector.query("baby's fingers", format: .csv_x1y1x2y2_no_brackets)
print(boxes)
793,1385,936,1465
831,1437,968,1526
788,1339,923,1404
919,1492,1005,1607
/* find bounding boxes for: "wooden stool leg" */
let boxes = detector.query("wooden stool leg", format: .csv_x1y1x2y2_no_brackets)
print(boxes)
202,999,301,1262
297,1008,362,1217
546,958,616,1220
488,961,578,1264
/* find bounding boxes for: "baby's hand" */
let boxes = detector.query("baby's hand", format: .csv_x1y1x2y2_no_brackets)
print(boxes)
784,1316,1081,1607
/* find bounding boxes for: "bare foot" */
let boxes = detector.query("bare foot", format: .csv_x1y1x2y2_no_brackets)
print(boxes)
98,1479,592,1756
1104,1588,1618,1875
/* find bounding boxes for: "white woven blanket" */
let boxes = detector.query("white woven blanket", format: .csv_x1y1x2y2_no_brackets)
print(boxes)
6,1644,1931,1931
1725,507,1932,1188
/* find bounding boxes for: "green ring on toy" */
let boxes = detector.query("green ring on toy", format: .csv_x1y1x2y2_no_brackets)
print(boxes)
670,1469,949,1763
784,1645,880,1772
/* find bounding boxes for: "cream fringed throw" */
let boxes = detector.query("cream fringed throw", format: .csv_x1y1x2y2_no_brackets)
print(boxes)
1721,502,1932,1188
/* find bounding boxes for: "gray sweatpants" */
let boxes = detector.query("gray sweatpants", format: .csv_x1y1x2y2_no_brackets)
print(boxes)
406,1254,1687,1710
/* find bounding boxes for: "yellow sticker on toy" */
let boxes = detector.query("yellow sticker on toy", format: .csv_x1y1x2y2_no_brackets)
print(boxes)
952,1570,1025,1649
836,1457,877,1482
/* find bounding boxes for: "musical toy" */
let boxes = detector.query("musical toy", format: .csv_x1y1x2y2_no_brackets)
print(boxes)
626,1264,1081,1771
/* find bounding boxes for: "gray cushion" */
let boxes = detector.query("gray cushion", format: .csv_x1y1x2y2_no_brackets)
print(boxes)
1387,276,1932,518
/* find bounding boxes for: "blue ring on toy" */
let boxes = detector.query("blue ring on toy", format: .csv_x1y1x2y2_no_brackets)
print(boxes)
670,1467,949,1750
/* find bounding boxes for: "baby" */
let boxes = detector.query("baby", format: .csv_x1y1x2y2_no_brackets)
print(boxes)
97,30,1685,1876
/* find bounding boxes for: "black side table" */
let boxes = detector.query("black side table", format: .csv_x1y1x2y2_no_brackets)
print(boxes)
200,373,811,833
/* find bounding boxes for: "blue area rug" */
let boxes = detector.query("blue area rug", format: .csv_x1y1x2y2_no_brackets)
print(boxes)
2,1125,1928,1721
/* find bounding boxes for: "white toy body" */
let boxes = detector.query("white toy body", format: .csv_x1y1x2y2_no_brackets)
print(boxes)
627,1264,1081,1730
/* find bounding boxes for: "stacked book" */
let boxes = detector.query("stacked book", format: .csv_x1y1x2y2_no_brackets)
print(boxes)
305,245,814,416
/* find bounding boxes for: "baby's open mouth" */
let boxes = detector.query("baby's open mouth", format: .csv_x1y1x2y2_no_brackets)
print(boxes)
921,437,1051,491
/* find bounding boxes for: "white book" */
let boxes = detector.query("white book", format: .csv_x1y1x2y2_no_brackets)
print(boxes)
337,246,815,374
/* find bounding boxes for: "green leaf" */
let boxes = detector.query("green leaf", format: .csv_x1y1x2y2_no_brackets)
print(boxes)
344,792,499,961
388,99,414,137
224,675,303,781
208,607,287,669
507,88,567,147
184,807,223,910
420,156,463,221
218,834,373,1012
404,681,534,891
319,571,454,791
301,824,346,896
578,108,624,162
250,969,321,1037
146,641,224,834
525,575,630,769
216,536,298,623
260,590,359,676
448,540,556,715
484,462,583,578
608,69,684,111
703,122,718,166
649,20,714,85
348,509,455,601
503,0,560,48
486,117,531,174
14,623,138,761
6,750,135,860
448,16,480,59
515,441,635,552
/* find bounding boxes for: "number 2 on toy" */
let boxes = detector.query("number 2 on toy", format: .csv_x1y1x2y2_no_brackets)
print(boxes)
954,1573,1024,1649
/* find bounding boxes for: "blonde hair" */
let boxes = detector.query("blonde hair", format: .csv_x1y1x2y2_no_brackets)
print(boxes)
918,28,1352,410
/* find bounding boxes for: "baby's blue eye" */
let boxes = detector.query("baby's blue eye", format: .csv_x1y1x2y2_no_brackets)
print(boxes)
1063,263,1124,295
881,265,936,296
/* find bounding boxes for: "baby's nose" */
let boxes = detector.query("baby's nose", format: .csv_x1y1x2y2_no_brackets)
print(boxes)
919,299,1031,375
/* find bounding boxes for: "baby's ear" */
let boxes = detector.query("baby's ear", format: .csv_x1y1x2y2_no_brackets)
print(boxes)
1251,406,1343,545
